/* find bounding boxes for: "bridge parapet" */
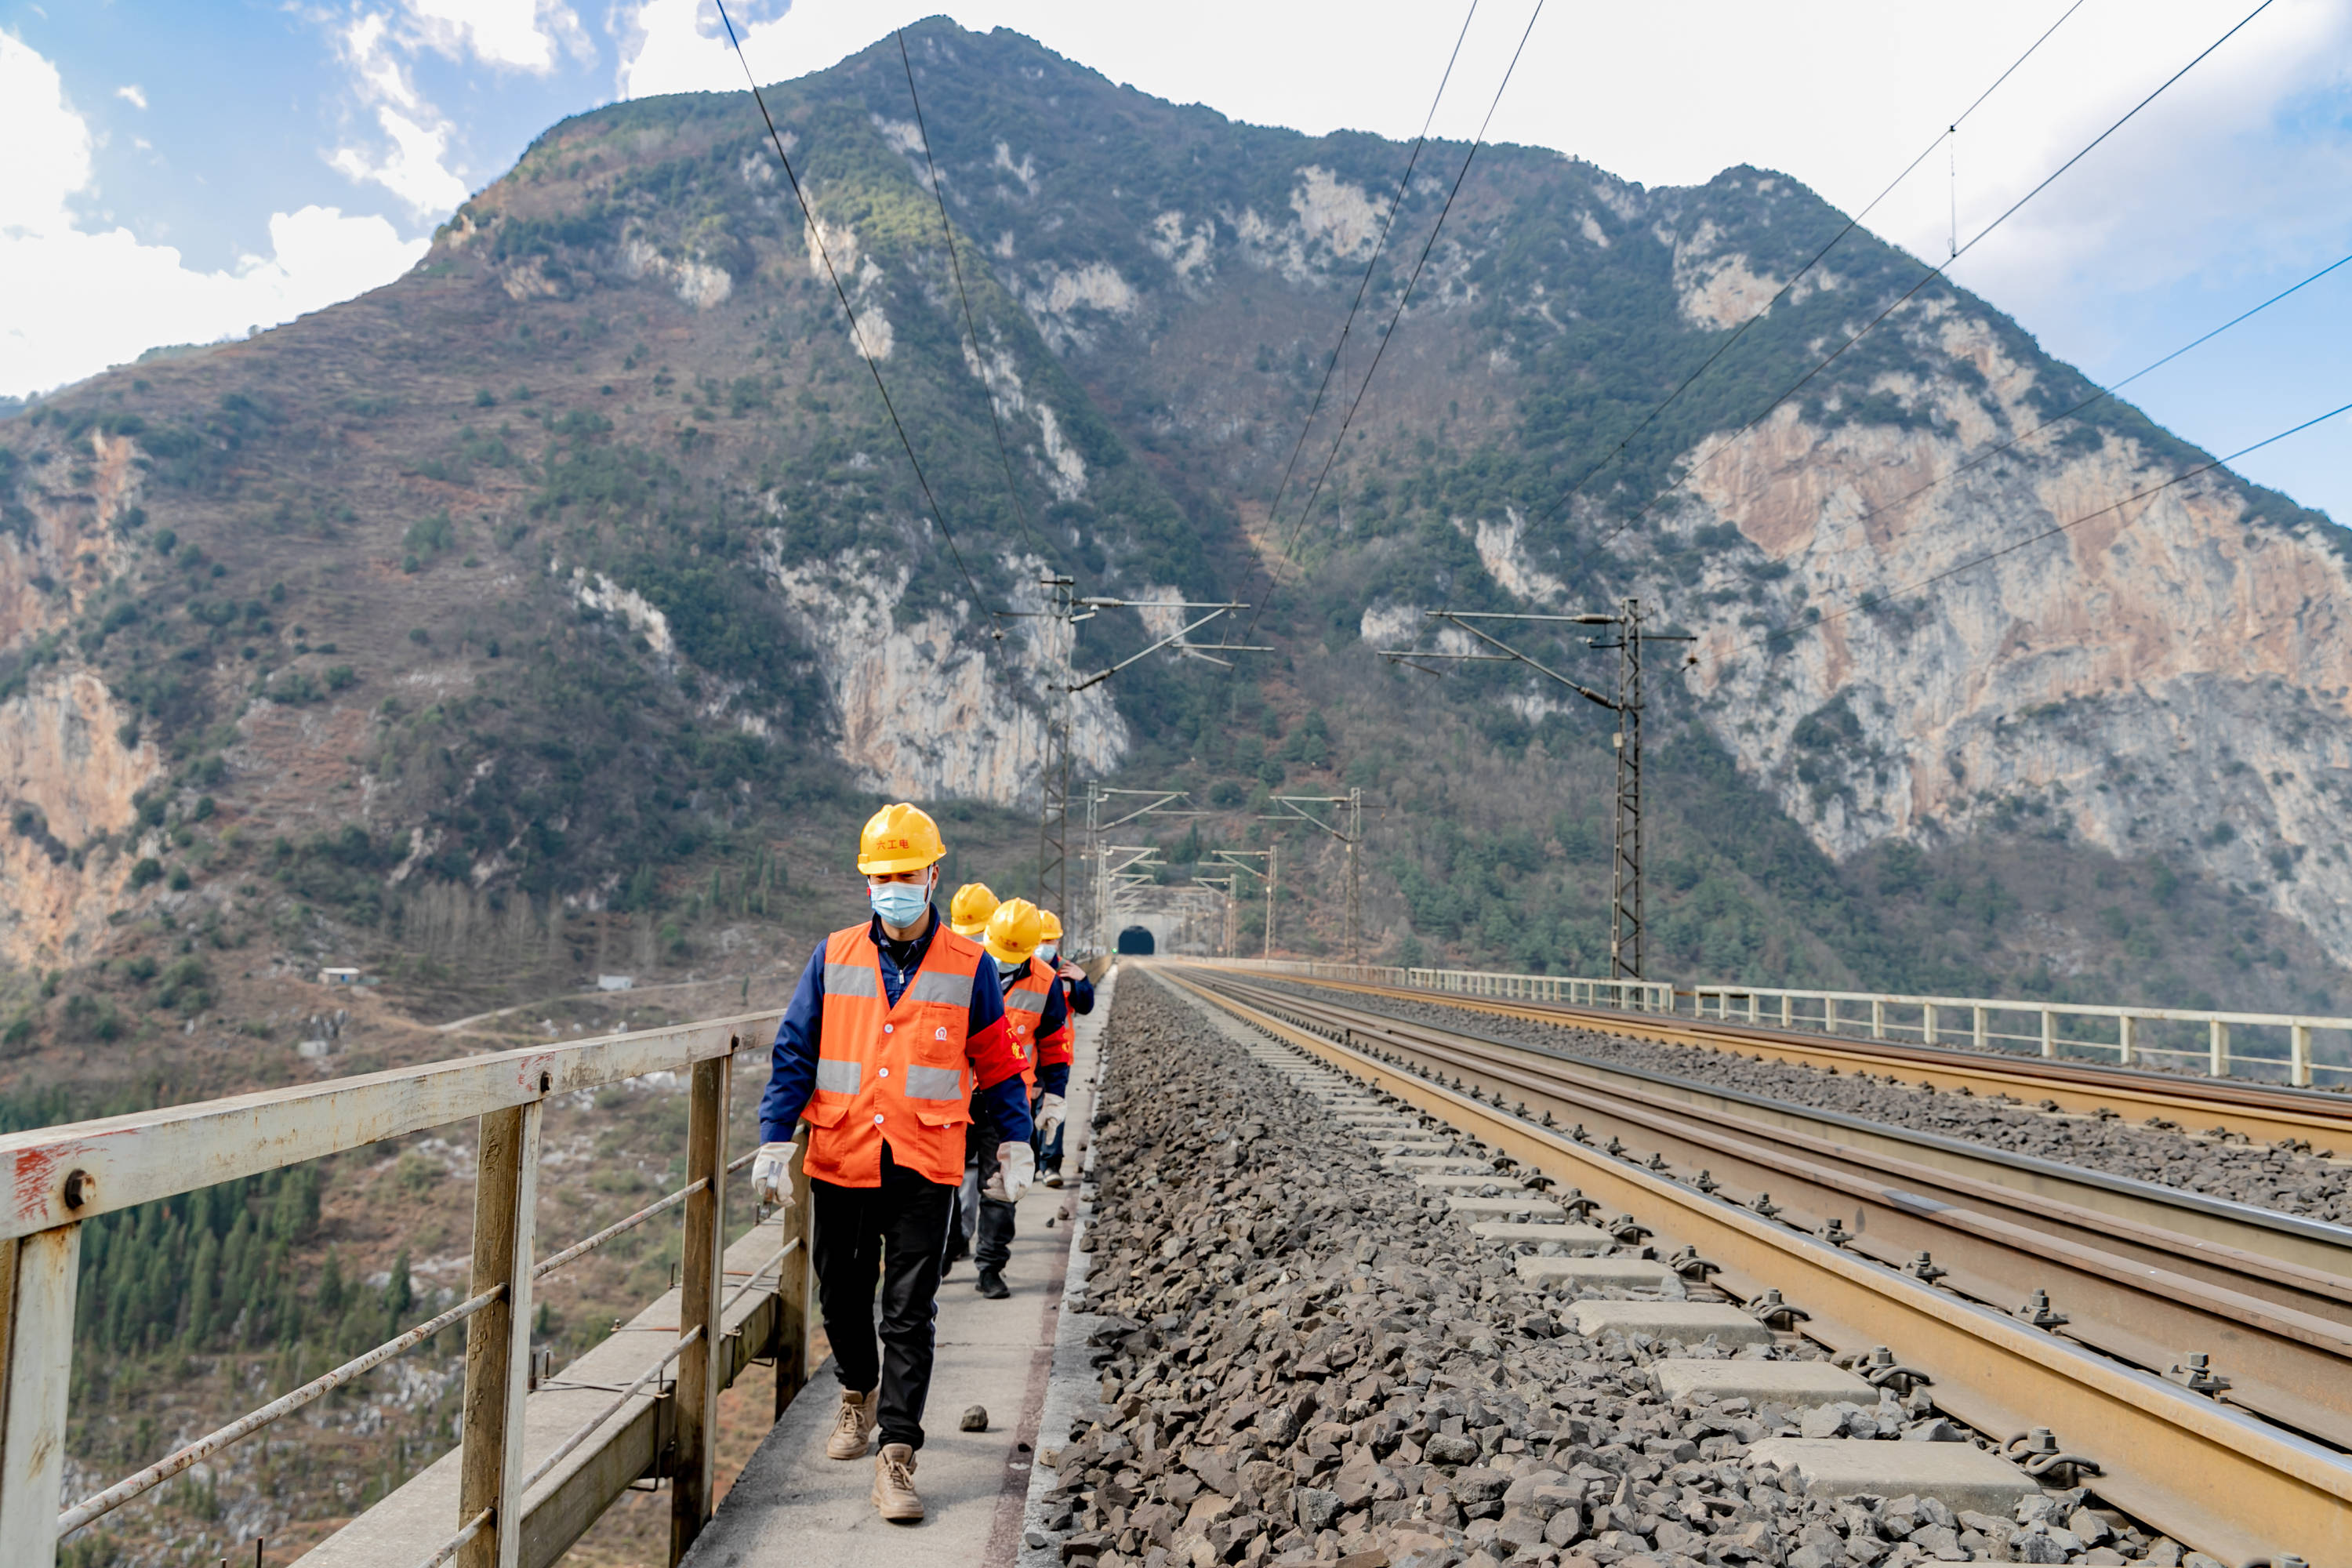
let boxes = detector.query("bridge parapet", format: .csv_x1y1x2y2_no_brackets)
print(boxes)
2,1009,806,1568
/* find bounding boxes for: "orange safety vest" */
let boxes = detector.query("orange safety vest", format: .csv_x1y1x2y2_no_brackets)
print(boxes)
804,921,987,1187
1002,959,1058,1091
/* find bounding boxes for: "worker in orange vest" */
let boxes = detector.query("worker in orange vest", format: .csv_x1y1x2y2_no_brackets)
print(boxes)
941,880,1004,1271
964,898,1071,1298
1034,909,1090,1188
750,804,1033,1524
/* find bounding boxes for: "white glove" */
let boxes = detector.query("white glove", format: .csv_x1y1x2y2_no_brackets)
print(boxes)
750,1141,795,1207
1036,1093,1067,1144
983,1141,1036,1203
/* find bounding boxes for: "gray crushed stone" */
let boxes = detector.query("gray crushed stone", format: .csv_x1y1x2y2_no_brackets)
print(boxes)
1029,976,2190,1568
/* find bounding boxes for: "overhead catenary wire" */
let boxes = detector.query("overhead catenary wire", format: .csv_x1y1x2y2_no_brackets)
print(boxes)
712,1,997,626
1250,0,1484,600
1720,395,2352,662
1531,0,2089,532
895,29,1062,574
1559,0,2279,574
1247,0,1549,642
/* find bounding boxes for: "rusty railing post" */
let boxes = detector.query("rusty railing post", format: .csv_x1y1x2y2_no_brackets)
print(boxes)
670,1049,731,1561
459,1099,543,1568
774,1133,812,1419
0,1225,81,1566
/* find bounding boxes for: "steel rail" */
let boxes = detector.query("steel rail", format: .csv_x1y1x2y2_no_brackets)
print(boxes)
59,1285,503,1535
1199,973,2352,1447
1164,971,2352,1566
1240,970,2352,1148
1214,974,2352,1300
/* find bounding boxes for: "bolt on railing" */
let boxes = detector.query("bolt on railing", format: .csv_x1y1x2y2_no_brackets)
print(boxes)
0,1011,804,1568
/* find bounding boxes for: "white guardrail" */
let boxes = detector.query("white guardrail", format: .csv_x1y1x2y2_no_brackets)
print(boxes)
1200,959,2351,1088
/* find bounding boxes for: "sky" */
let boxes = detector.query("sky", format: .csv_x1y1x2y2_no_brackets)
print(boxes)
2,0,2347,520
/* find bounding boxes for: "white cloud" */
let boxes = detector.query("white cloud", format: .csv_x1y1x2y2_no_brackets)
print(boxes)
114,83,146,111
403,0,590,74
0,32,425,397
2,30,91,237
331,104,472,217
327,10,473,220
612,0,828,100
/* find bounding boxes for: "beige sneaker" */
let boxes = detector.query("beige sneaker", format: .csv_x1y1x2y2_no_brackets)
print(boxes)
825,1390,876,1460
872,1443,924,1523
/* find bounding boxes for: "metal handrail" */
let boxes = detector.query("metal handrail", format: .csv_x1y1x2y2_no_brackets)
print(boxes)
58,1141,771,1540
408,1233,802,1568
57,1284,504,1534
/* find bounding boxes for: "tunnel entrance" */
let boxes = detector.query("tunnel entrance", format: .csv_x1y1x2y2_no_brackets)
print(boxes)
1116,925,1156,955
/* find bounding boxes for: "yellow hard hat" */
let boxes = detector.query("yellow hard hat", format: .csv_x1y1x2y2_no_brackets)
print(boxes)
983,897,1045,967
1036,909,1064,942
949,882,1000,938
857,803,946,876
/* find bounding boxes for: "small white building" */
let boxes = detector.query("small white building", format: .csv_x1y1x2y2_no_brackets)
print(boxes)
597,974,635,992
318,967,361,986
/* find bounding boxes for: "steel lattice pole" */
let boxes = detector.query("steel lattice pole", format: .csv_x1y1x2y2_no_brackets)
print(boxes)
1610,597,1645,982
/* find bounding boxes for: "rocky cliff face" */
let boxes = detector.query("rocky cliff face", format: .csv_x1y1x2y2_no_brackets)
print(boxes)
1674,344,2352,965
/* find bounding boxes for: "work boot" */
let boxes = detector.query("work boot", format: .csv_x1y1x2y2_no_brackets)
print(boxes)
1044,1166,1065,1189
826,1389,876,1460
872,1443,924,1523
975,1266,1010,1299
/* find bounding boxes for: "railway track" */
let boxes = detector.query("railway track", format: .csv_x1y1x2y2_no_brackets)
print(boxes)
1258,971,2352,1151
1164,966,2352,1567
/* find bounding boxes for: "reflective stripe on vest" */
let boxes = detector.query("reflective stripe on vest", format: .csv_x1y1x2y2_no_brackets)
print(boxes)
804,920,985,1188
824,963,882,998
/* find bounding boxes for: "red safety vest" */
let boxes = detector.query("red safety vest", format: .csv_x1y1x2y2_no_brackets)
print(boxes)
805,921,990,1187
1002,960,1060,1090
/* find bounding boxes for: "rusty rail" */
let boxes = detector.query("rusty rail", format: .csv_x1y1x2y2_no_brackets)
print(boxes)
1221,964,2352,1149
1212,957,2352,1088
1167,970,2352,1566
1208,974,2352,1447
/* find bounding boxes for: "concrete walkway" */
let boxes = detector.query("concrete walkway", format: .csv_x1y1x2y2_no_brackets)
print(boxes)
683,968,1115,1568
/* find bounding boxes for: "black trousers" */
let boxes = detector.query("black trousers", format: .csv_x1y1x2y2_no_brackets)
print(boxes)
960,1122,1018,1272
809,1142,956,1450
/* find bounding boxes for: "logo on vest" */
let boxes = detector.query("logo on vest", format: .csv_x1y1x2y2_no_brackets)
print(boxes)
935,1026,949,1040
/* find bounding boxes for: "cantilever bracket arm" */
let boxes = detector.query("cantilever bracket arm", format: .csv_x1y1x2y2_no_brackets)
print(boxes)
1259,797,1347,842
1428,611,1620,712
1098,792,1190,833
1069,608,1239,691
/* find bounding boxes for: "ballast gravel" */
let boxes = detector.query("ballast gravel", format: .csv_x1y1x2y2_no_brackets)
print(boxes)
1271,984,2352,1228
1033,975,2200,1568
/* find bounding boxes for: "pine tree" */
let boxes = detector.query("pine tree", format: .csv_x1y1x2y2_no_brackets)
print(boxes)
185,1228,220,1347
318,1247,347,1319
383,1250,413,1334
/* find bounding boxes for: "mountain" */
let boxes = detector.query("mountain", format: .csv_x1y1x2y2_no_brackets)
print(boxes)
5,17,2350,1080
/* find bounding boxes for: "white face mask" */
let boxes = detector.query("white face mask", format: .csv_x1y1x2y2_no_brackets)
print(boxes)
1037,942,1058,964
868,870,935,927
